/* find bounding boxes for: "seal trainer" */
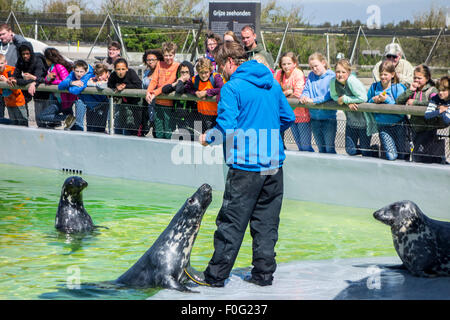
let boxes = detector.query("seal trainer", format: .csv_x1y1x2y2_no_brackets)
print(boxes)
55,176,105,233
374,200,450,277
116,183,212,291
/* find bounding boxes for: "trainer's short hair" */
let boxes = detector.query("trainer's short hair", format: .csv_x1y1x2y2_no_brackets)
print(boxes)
214,42,247,68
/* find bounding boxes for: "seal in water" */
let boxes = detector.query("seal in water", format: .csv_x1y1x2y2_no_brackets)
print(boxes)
373,200,450,277
55,176,104,234
116,183,212,291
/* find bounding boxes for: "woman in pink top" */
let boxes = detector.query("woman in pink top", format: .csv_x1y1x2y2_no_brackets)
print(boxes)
44,47,77,112
275,52,313,151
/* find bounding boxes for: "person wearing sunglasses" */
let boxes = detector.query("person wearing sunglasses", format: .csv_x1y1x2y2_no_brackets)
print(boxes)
372,43,414,87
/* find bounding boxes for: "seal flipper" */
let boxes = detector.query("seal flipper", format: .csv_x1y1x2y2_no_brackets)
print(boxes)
93,225,109,230
384,264,406,270
163,276,196,292
184,264,210,287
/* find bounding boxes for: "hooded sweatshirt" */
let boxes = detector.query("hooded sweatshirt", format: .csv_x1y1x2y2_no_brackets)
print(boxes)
395,82,439,132
300,69,336,120
58,65,107,110
367,81,406,125
205,60,295,172
424,94,450,126
13,42,49,102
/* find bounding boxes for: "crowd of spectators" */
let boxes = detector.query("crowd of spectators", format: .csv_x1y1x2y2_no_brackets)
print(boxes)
0,23,448,164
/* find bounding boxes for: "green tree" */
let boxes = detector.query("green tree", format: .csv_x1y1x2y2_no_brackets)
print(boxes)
261,0,306,26
100,0,158,16
413,4,447,29
0,0,28,11
157,0,203,17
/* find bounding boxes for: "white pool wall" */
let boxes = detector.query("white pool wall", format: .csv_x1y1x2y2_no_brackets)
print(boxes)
1,125,449,220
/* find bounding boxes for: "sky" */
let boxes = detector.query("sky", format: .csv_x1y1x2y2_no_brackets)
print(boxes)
25,0,446,26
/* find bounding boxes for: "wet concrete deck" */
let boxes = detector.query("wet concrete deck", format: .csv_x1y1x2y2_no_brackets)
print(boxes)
150,256,450,300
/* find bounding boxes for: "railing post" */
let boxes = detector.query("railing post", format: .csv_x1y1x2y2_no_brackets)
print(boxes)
108,96,114,135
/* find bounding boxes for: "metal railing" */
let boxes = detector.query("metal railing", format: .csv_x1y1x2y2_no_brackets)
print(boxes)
1,82,448,164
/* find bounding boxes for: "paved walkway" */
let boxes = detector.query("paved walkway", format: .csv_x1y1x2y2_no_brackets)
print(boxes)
150,256,450,300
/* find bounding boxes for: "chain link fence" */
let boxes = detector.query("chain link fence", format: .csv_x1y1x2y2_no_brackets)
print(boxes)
14,97,449,165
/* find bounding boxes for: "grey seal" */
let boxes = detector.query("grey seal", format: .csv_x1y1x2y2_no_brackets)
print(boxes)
55,176,105,234
116,183,212,291
373,200,450,277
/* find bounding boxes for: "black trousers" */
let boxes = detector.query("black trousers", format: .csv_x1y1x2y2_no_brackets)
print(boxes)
204,167,284,286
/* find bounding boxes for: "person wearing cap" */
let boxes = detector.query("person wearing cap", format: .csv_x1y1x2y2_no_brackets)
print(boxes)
372,43,414,87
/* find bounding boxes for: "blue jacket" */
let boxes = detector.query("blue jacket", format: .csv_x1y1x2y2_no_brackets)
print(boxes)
300,69,336,120
367,81,406,125
205,60,295,172
58,65,108,108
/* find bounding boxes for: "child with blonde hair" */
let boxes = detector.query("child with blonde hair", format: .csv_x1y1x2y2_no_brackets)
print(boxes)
146,42,180,139
275,52,312,151
299,52,336,153
330,59,375,157
185,57,224,132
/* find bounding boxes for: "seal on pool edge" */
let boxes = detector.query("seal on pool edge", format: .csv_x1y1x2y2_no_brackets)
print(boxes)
115,183,212,291
55,176,104,234
373,200,450,277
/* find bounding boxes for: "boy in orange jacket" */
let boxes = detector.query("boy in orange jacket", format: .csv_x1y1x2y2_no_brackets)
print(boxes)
0,54,27,126
185,57,224,132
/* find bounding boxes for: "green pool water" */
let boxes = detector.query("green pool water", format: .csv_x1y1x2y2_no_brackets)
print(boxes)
0,164,396,299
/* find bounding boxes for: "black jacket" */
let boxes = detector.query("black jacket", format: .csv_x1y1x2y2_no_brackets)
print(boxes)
107,68,142,105
13,41,49,102
161,61,195,95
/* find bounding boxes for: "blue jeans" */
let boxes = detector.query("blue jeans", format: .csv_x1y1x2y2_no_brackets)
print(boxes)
290,122,314,152
311,119,337,154
378,122,408,160
37,103,70,125
345,125,372,156
74,99,87,131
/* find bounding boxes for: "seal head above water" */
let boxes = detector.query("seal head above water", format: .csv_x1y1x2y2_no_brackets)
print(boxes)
116,183,212,292
373,200,450,277
55,176,97,234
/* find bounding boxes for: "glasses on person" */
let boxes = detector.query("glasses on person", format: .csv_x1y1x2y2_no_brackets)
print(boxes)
180,71,190,74
386,54,398,59
147,58,157,62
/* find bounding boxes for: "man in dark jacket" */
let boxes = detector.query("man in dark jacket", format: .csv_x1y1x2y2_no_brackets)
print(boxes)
0,23,28,118
8,41,49,127
189,42,295,288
